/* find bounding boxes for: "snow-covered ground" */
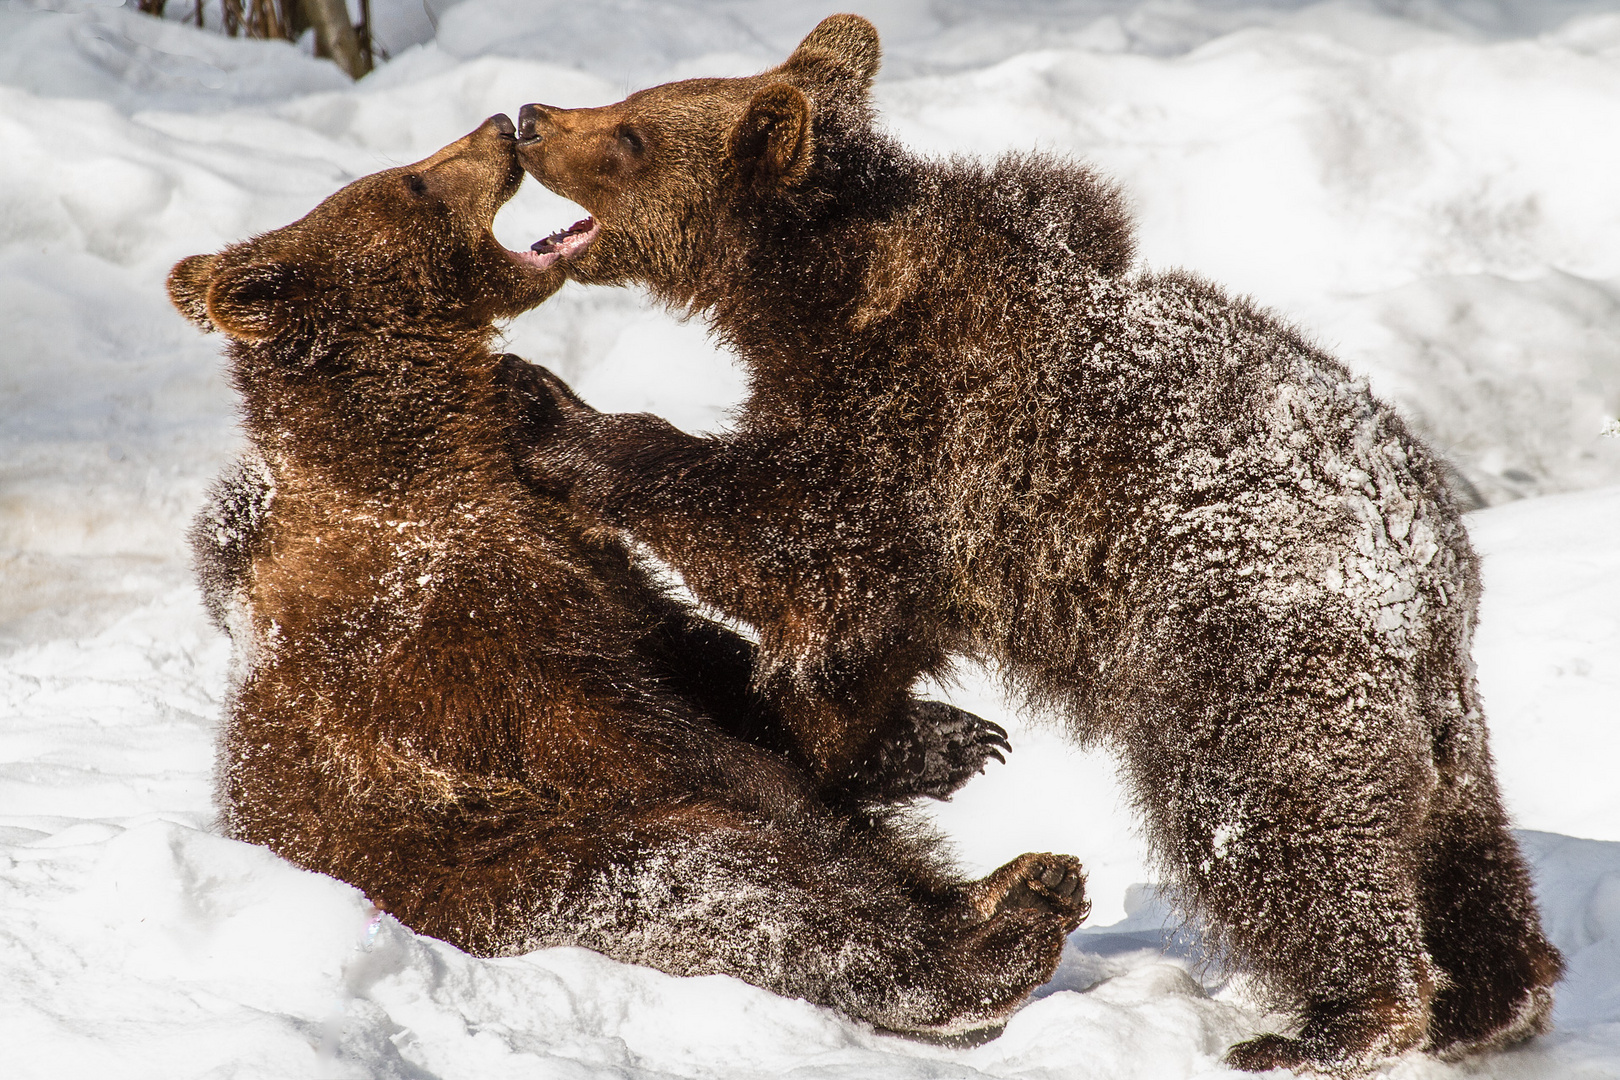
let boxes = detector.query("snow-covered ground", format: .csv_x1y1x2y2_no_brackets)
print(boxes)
2,0,1617,1076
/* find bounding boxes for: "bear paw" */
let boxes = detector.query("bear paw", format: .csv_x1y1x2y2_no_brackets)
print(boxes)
972,852,1090,933
844,700,1010,803
1224,1034,1308,1073
1224,1032,1389,1075
504,358,686,513
1225,993,1428,1074
507,357,596,421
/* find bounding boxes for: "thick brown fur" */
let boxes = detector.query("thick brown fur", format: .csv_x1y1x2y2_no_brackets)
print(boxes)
170,116,1091,1038
511,15,1563,1072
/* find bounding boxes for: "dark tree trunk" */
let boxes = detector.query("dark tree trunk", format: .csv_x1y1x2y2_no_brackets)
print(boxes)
133,0,374,81
300,0,370,79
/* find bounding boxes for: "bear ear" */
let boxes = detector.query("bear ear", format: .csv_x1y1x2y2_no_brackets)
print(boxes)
167,253,221,331
204,260,315,342
785,14,881,91
728,83,814,189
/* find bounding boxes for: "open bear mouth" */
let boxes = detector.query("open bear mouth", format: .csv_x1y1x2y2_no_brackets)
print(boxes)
513,217,599,270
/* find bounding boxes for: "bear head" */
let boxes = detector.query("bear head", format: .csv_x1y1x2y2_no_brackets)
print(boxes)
513,14,884,297
168,115,570,346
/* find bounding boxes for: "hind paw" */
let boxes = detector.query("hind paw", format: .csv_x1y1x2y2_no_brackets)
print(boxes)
1226,993,1428,1074
1225,1034,1307,1073
973,852,1090,932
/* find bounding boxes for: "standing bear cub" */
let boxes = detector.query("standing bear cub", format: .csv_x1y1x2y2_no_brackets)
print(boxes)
167,116,1091,1038
512,15,1562,1073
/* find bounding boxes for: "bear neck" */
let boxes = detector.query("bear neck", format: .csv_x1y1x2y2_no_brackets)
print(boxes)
683,131,1136,433
229,326,523,502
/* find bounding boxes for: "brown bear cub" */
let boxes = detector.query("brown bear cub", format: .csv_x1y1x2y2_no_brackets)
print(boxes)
167,116,1091,1038
510,15,1563,1073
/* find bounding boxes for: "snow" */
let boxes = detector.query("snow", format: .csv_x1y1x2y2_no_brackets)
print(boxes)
0,0,1617,1076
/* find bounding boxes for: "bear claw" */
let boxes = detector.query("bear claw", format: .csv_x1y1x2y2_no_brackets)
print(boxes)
842,699,1012,803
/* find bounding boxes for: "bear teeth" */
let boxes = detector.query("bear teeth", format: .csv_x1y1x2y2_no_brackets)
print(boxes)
530,217,599,257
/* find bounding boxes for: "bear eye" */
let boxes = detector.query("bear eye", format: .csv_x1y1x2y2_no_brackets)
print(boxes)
617,127,645,155
405,174,430,197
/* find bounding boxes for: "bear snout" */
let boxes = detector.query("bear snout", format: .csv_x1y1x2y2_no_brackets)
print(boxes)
517,103,553,143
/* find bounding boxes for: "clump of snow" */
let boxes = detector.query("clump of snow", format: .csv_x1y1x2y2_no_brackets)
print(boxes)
3,1,1619,1077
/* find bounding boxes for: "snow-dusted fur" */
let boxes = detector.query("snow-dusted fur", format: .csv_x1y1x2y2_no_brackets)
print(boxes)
513,15,1563,1071
168,117,1091,1038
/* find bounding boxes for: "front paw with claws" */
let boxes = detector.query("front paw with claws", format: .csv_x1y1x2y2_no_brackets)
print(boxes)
501,359,678,511
843,699,1011,803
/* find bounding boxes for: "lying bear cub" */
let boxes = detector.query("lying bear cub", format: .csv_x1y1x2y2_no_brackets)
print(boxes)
510,15,1562,1074
168,116,1089,1037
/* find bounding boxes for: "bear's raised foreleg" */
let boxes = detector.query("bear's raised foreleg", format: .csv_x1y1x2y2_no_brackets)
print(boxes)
189,454,275,637
515,363,991,802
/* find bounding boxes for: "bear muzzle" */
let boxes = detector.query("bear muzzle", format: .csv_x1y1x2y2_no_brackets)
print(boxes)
516,103,551,143
514,104,602,269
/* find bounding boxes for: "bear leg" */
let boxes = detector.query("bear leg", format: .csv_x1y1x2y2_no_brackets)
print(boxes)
188,454,274,636
1213,838,1439,1074
1135,716,1439,1067
1416,747,1563,1058
410,800,1073,1037
1205,793,1439,1073
1126,604,1452,1072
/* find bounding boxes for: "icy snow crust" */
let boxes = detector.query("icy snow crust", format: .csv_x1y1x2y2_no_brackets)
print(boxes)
2,0,1618,1076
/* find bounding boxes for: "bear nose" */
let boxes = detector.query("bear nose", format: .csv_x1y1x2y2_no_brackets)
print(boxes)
488,113,516,137
518,104,553,142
